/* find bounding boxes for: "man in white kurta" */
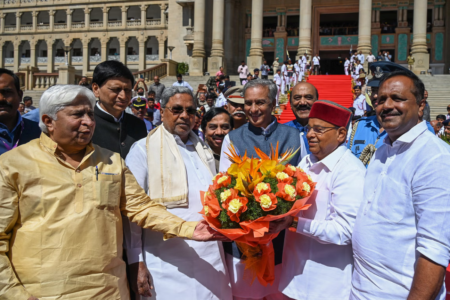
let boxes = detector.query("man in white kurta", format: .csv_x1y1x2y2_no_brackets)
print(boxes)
124,87,232,300
273,69,282,106
279,100,366,300
281,62,287,94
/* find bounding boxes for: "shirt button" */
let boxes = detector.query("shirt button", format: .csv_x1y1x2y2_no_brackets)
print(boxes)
77,184,82,188
121,142,125,146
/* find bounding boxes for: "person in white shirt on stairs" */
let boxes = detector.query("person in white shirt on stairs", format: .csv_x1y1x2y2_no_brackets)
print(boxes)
172,74,193,91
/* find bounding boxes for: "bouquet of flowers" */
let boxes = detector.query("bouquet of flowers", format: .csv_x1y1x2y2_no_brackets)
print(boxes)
200,143,316,286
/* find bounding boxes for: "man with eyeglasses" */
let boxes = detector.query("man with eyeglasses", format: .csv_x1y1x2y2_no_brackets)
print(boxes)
124,86,232,300
218,79,304,300
278,100,366,300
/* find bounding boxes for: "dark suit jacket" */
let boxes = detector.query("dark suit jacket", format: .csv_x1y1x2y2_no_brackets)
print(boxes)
92,104,148,159
19,118,42,146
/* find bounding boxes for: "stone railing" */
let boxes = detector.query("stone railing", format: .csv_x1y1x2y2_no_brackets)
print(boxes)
132,63,167,83
37,57,47,63
5,58,14,64
72,56,83,63
54,56,65,63
90,21,103,28
5,26,16,31
146,19,161,26
90,55,101,62
37,24,49,30
127,55,139,62
146,55,159,61
107,55,120,61
32,72,58,90
127,20,141,27
54,23,67,29
108,21,122,27
20,57,30,64
1,0,130,6
72,22,85,29
20,25,32,31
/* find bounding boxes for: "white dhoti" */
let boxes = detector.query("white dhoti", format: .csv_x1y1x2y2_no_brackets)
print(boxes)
276,85,280,106
281,77,286,94
345,68,349,75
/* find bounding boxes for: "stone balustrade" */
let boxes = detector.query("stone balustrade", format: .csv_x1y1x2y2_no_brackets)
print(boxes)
33,73,58,90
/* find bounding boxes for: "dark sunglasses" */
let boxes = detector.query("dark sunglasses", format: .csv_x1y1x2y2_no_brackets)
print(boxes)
165,106,197,115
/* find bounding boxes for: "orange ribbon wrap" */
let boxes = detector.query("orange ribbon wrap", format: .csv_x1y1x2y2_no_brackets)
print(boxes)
200,193,312,286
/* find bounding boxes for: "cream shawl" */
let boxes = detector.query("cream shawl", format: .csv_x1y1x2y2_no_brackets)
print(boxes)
146,125,216,208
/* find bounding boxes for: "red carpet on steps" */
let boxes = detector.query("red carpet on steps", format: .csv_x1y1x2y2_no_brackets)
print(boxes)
279,75,353,124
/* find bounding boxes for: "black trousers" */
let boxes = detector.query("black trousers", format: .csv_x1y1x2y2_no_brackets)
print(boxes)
261,75,268,80
240,78,245,84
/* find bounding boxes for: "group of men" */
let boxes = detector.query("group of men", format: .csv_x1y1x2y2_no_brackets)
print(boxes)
0,57,450,300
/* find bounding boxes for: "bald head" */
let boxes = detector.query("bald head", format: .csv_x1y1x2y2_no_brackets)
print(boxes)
290,82,319,126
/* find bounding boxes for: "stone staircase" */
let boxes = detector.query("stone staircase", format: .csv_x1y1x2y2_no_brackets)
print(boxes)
419,75,450,119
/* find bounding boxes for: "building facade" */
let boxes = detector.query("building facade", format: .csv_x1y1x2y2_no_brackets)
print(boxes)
1,0,449,77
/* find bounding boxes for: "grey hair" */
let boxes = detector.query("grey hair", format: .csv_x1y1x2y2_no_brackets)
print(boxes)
160,86,194,108
39,84,96,133
242,79,278,103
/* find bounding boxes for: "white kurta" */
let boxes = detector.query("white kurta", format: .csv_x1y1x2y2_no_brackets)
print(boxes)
280,145,366,300
124,136,232,300
172,80,194,91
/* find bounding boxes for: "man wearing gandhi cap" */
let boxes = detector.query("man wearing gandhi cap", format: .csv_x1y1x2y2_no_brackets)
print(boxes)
278,100,366,300
224,86,247,130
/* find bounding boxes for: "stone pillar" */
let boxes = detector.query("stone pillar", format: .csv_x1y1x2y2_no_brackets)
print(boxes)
30,39,37,68
49,10,55,31
223,0,234,74
120,36,128,64
191,0,206,76
208,0,225,73
357,0,372,69
65,38,73,66
32,11,38,31
13,40,20,72
247,0,263,71
411,0,430,73
141,5,148,27
157,35,167,61
16,12,22,32
0,13,5,34
0,42,3,68
101,37,108,62
122,6,128,29
297,0,312,58
103,7,110,29
138,35,146,70
82,38,90,75
47,38,54,72
58,65,76,84
67,9,73,31
161,4,167,26
85,8,91,29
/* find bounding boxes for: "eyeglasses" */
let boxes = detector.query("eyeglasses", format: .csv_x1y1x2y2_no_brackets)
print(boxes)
305,125,339,135
165,106,197,115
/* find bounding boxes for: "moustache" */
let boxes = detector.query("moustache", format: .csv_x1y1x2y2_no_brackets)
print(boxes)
380,109,402,118
0,101,13,108
294,104,312,111
232,111,246,116
212,135,225,140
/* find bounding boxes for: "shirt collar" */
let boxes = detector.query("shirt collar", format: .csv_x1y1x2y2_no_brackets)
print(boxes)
306,144,347,172
383,120,428,146
260,117,277,135
96,102,124,123
39,132,95,159
0,112,22,133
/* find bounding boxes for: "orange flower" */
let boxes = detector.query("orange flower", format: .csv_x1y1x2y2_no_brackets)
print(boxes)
213,172,232,189
201,195,222,218
284,164,297,177
253,182,272,198
276,183,297,201
275,171,293,184
223,197,248,222
219,188,240,204
296,177,315,198
255,193,278,211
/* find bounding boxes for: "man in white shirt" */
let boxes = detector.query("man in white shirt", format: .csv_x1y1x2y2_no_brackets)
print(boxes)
294,62,301,85
279,100,366,300
357,50,365,64
312,54,320,75
237,61,249,85
350,51,356,64
353,85,365,116
366,51,376,69
344,57,350,75
125,87,232,300
172,74,193,91
215,85,227,107
273,69,282,106
351,70,450,300
281,61,288,95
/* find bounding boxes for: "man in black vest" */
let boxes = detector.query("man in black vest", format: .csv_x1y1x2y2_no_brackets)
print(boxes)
91,61,147,159
218,79,305,299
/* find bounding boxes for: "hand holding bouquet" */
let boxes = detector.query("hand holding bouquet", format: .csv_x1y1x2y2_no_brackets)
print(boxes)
199,143,316,286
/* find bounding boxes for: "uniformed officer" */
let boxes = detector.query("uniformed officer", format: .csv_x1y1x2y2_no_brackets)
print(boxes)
272,57,280,72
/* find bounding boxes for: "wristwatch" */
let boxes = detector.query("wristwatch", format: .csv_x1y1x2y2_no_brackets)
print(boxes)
289,217,298,232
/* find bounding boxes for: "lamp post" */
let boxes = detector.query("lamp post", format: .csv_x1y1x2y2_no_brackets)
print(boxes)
168,46,175,60
63,46,72,66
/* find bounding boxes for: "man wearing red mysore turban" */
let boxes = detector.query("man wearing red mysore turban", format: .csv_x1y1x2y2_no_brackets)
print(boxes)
278,100,366,300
